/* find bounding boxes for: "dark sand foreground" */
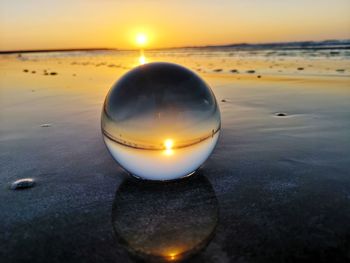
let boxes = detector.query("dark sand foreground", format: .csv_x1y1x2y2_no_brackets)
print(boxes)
1,50,350,262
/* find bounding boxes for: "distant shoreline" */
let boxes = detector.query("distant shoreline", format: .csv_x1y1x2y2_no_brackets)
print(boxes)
1,39,349,54
0,48,117,54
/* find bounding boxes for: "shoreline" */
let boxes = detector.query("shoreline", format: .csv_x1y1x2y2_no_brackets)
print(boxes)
1,39,349,54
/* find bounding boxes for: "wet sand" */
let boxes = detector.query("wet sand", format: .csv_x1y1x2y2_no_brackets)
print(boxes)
1,51,350,262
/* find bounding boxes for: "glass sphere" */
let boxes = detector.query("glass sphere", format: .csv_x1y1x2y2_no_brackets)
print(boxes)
101,62,221,180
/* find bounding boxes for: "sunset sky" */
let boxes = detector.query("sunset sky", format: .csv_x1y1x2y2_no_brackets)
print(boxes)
1,0,349,51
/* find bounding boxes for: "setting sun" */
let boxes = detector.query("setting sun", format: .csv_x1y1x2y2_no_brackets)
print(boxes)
136,33,147,47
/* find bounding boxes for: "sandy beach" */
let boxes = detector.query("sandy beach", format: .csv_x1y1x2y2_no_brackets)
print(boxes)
1,49,350,262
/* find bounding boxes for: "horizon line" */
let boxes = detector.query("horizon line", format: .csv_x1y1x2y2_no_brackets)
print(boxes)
1,38,349,54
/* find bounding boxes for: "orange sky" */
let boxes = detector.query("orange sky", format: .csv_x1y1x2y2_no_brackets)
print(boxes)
0,0,349,51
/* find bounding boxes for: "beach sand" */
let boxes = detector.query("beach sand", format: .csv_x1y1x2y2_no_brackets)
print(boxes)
1,50,350,262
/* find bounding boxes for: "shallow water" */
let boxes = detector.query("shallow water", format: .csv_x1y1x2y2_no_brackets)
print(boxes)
2,43,350,80
0,49,350,262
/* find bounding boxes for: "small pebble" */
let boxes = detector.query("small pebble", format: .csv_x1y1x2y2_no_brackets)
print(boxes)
297,67,304,71
50,72,58,75
213,69,222,72
23,69,29,73
31,71,36,74
275,112,287,117
221,99,227,102
257,75,262,78
40,123,52,127
230,69,239,73
10,178,35,190
246,70,255,74
336,69,345,73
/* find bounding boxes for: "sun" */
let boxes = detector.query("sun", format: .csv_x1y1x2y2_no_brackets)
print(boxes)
164,139,174,150
163,139,174,156
136,33,147,46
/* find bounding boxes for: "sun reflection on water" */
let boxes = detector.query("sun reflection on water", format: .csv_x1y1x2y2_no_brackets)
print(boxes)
168,252,178,261
139,55,146,65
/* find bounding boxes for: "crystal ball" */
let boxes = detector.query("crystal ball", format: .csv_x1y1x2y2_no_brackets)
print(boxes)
101,62,221,180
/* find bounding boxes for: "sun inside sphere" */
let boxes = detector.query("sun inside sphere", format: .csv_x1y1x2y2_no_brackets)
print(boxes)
101,62,221,180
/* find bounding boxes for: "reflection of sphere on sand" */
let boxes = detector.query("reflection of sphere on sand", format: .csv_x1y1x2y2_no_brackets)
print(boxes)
102,62,221,181
112,175,218,262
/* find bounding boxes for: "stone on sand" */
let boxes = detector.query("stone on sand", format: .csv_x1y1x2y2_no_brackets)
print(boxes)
10,178,35,190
